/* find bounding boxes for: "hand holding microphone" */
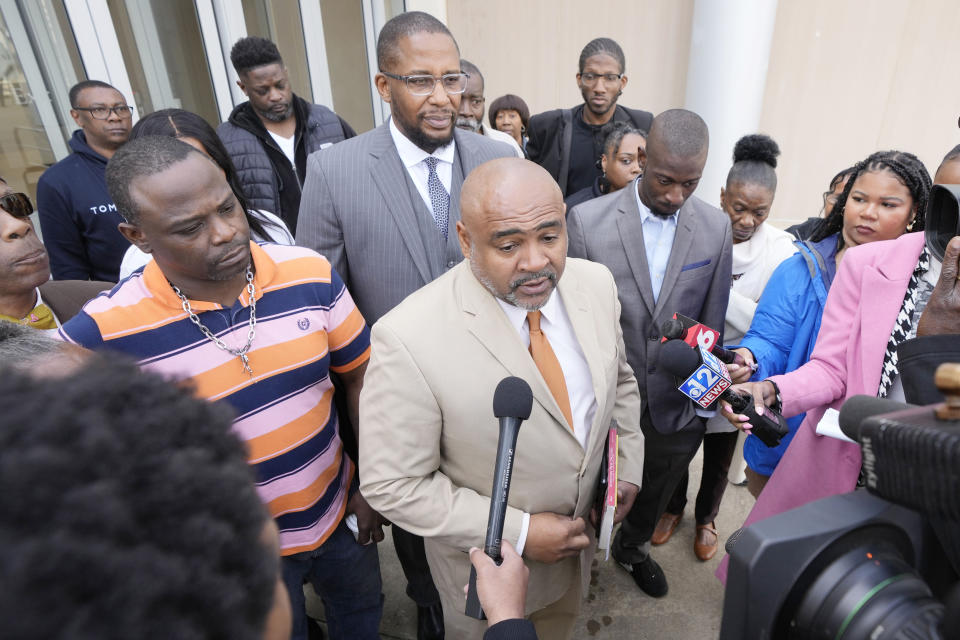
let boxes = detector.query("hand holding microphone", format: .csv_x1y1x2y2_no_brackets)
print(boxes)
660,316,755,383
659,339,788,447
465,376,533,620
467,541,529,626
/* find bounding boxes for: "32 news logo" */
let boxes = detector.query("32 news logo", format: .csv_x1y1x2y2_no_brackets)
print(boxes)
678,347,731,409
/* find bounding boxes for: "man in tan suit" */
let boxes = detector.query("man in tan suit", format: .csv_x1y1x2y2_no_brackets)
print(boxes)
359,158,645,639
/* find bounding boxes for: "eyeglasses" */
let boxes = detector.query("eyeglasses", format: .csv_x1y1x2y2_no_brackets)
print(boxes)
0,192,34,218
579,72,623,86
72,105,134,119
381,71,469,96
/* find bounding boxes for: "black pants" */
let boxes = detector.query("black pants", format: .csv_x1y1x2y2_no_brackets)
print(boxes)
665,430,740,525
613,412,704,563
392,526,441,606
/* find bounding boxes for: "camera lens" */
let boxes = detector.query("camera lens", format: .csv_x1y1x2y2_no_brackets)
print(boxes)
789,545,944,639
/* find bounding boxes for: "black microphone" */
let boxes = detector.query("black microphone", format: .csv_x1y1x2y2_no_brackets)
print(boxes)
661,317,742,366
465,376,534,620
838,395,913,441
658,340,788,447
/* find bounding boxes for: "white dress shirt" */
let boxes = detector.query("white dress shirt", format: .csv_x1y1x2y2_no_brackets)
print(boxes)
389,117,455,224
495,289,599,555
632,181,678,302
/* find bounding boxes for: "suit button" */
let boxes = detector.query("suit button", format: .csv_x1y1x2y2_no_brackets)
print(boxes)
648,365,656,373
447,260,456,268
649,334,659,341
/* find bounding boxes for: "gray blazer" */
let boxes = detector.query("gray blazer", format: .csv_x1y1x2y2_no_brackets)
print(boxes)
295,123,514,324
567,187,733,434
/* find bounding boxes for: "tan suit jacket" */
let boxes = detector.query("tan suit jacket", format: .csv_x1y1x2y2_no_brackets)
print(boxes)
359,259,644,616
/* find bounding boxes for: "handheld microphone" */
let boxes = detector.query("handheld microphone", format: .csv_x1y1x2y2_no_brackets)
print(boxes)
838,395,913,441
659,340,788,447
465,376,534,620
661,315,742,366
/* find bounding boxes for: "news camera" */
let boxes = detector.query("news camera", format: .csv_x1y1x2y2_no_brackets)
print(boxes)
720,364,960,640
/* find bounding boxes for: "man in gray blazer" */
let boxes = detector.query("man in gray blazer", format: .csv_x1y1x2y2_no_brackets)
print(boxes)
567,109,732,598
295,11,513,640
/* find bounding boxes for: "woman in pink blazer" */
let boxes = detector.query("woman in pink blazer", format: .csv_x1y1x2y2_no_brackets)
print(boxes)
717,150,933,581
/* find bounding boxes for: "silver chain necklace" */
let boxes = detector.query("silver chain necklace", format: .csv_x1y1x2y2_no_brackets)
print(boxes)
170,266,257,376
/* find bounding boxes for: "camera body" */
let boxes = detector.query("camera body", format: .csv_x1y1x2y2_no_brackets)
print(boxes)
721,395,960,639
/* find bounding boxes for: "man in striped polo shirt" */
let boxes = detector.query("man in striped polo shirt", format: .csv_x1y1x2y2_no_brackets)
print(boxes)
59,135,383,640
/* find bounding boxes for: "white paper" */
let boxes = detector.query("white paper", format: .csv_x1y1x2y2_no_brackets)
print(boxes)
815,407,856,443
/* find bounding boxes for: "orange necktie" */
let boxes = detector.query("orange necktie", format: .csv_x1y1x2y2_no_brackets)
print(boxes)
527,311,574,431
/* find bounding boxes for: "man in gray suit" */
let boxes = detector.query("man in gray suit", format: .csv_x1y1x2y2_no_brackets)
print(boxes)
567,109,732,599
295,11,513,640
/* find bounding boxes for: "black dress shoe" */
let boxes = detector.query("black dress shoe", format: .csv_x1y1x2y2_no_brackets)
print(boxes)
618,555,668,598
417,601,444,640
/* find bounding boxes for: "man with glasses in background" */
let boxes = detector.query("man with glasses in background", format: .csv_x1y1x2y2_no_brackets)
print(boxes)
527,38,652,197
37,80,134,281
296,11,513,640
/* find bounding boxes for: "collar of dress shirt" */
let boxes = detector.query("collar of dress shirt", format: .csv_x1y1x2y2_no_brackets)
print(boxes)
389,116,456,169
495,288,562,336
632,177,679,226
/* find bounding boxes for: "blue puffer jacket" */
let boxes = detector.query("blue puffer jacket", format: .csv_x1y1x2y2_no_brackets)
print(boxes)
738,233,839,476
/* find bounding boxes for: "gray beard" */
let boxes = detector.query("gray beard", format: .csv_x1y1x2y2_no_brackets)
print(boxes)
469,245,555,311
455,116,481,133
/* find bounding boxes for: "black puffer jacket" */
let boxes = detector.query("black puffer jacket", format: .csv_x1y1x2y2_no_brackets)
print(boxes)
218,95,354,233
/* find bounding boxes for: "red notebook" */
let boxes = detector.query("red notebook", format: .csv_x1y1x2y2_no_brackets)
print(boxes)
596,426,618,559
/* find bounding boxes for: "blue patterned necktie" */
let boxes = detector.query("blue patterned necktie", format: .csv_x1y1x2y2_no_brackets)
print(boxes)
424,156,449,238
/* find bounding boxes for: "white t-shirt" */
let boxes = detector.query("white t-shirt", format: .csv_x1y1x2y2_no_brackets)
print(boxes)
268,130,296,168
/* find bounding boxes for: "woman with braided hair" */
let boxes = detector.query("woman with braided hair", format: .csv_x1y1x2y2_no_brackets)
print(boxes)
724,149,930,499
716,150,936,581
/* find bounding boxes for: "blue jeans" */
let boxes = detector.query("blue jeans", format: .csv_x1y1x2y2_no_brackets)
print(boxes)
281,519,383,640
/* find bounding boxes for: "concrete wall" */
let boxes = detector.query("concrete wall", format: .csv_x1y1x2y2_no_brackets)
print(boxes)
758,0,960,226
446,0,694,119
446,0,960,227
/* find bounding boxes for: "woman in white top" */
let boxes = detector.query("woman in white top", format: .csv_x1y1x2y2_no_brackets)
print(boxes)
655,134,797,561
118,109,294,279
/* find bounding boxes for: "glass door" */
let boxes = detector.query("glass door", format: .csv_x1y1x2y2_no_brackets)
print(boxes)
0,1,73,203
106,0,221,125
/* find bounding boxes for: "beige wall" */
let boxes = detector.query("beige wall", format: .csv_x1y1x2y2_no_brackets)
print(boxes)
447,0,694,121
760,0,960,226
447,0,960,228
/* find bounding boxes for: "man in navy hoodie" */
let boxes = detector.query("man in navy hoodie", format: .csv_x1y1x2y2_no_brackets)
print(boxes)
37,80,132,281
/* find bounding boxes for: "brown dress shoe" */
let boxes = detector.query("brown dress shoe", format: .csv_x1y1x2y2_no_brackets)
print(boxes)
694,522,719,561
651,511,682,545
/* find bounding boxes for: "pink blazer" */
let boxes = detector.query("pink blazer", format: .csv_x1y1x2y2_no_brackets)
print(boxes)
717,232,925,582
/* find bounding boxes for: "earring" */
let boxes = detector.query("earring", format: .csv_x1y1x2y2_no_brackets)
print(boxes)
907,219,915,231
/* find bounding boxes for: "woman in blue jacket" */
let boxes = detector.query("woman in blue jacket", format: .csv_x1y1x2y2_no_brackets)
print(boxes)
734,155,925,497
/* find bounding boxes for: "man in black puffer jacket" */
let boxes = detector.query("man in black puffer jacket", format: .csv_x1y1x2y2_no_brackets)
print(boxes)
219,36,355,234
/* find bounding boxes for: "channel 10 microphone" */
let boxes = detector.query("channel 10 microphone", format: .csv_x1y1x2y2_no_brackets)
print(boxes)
658,339,788,447
661,314,741,366
465,376,534,620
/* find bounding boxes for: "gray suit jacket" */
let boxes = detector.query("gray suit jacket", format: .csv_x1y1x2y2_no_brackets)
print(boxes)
567,187,733,433
295,122,514,324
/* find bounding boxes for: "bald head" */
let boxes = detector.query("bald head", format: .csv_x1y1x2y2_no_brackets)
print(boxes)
461,158,563,231
457,158,566,310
